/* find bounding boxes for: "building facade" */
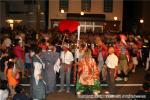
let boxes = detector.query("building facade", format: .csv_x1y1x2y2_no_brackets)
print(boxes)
0,0,47,31
49,0,123,32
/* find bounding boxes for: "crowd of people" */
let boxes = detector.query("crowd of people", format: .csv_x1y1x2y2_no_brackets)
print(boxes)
0,27,150,99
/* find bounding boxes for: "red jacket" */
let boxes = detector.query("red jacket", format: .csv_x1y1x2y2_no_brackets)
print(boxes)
13,45,25,62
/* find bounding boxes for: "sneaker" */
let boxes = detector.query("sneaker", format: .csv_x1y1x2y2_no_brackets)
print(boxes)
124,77,128,81
66,89,70,93
115,77,123,81
58,89,65,93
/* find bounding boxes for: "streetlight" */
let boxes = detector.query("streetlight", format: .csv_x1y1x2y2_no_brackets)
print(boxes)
6,19,14,30
139,19,144,33
114,16,118,21
40,12,44,15
60,9,65,13
113,16,118,30
140,19,144,23
6,19,23,30
80,11,84,16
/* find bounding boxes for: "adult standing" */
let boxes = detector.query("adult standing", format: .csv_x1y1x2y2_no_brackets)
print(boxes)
95,36,108,81
115,40,129,81
13,39,25,78
105,47,118,94
58,43,74,93
40,45,60,94
30,47,46,100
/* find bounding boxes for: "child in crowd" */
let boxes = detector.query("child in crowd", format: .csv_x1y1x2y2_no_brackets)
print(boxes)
7,61,18,96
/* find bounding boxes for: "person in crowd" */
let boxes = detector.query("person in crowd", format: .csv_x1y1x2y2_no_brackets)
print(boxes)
15,33,25,48
0,50,9,80
141,37,149,71
134,36,143,68
131,41,139,72
105,47,118,94
25,46,32,76
75,43,87,61
58,43,74,93
146,49,150,71
91,43,99,64
30,46,46,100
0,80,9,100
115,36,129,81
38,38,48,51
2,35,12,50
7,61,18,96
40,44,60,94
95,36,108,81
127,35,135,72
13,85,29,100
55,41,62,55
9,55,21,84
74,43,87,83
13,39,25,78
76,48,100,96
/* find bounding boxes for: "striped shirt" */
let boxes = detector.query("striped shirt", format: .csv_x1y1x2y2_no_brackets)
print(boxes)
105,53,118,69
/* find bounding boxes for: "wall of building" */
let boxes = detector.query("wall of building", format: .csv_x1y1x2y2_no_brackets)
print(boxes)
48,0,123,30
0,0,46,30
0,1,7,28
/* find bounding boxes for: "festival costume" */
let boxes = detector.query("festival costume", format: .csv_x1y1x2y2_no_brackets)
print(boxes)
76,57,100,94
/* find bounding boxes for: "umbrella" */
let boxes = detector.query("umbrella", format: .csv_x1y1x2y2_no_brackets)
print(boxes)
59,20,79,34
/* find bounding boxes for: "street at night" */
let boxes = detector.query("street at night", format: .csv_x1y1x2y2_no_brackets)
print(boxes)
0,0,150,100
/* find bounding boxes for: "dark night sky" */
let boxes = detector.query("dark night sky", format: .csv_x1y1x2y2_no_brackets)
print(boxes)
123,0,143,32
123,0,150,33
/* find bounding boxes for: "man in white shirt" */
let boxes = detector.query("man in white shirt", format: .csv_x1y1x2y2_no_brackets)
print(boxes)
59,43,74,93
105,47,118,94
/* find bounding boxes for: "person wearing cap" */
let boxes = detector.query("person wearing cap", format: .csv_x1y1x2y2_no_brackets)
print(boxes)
59,43,74,93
